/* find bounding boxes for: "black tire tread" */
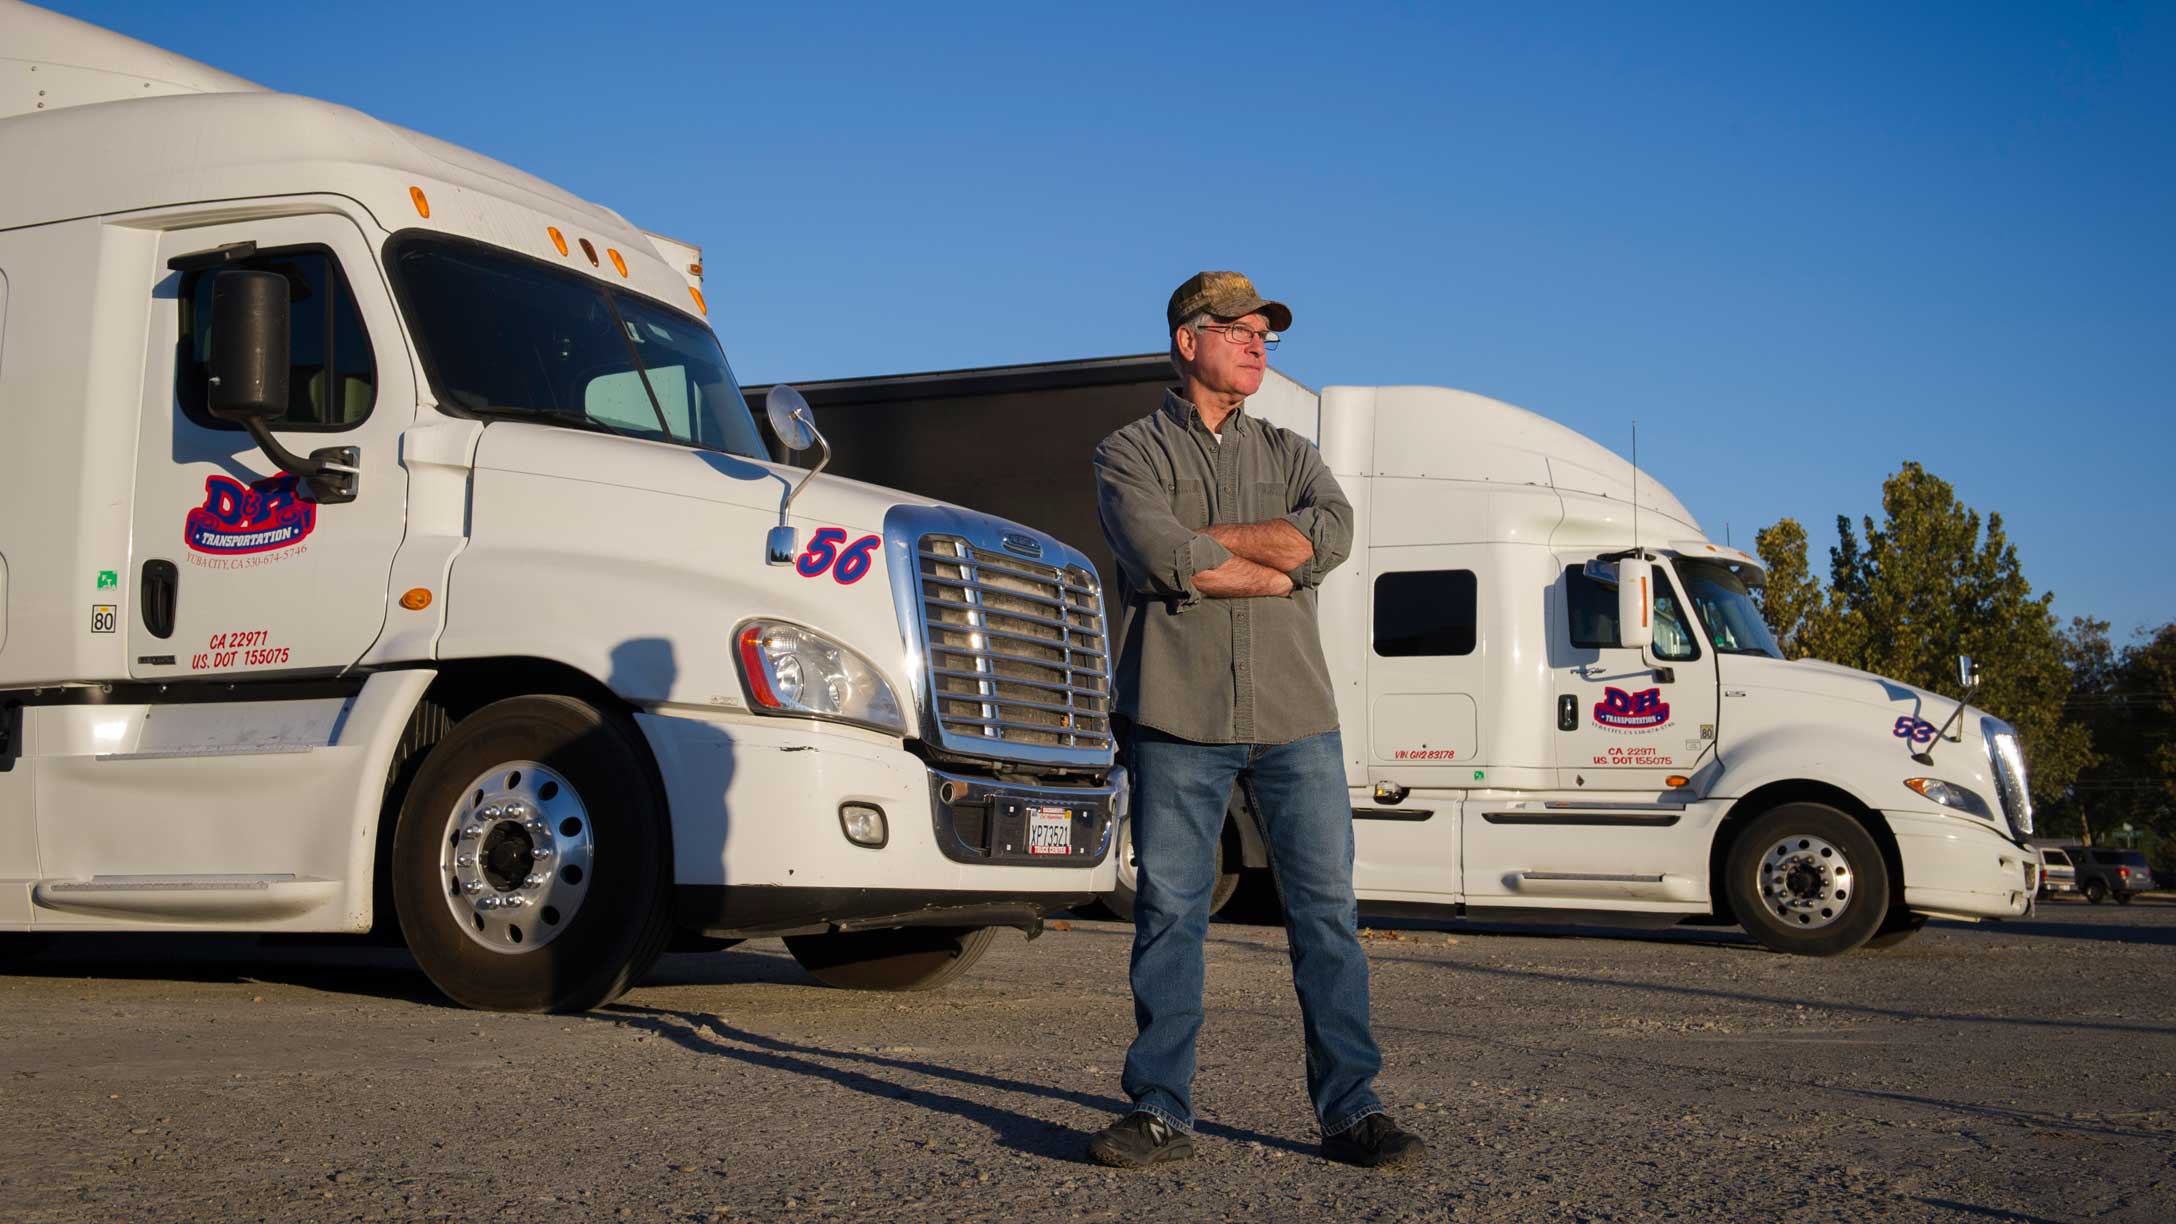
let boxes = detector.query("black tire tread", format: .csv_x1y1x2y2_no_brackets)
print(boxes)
784,926,997,991
1724,802,1891,957
391,695,674,1012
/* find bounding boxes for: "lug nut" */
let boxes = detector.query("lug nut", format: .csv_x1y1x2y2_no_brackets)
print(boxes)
477,897,501,910
459,826,483,841
456,854,476,868
502,895,527,909
524,873,547,889
531,846,554,862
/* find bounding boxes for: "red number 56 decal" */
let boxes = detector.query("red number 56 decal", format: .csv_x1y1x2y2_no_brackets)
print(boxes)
794,529,881,585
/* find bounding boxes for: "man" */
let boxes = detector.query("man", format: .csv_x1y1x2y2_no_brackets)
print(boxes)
1085,271,1425,1170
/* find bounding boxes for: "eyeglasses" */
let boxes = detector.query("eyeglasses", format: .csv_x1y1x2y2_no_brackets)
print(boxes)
1194,322,1279,350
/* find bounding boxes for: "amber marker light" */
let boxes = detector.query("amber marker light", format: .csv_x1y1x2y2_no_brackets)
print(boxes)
409,186,430,218
608,248,628,277
577,238,599,267
547,226,568,256
689,285,707,315
689,262,703,277
1665,774,1690,789
399,588,433,611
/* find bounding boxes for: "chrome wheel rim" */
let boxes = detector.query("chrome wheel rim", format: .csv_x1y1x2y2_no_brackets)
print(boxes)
438,760,595,954
1758,834,1853,931
1116,818,1138,894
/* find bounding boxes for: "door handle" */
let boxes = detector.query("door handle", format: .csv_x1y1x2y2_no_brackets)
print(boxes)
1557,694,1578,731
141,560,178,639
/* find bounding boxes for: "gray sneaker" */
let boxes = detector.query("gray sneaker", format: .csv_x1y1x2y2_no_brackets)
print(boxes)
1087,1112,1195,1169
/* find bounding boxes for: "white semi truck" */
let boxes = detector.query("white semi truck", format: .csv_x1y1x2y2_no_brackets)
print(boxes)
750,358,2042,956
0,2,1120,1010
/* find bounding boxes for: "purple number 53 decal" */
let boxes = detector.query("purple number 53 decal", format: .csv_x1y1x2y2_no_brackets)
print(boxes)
795,529,881,585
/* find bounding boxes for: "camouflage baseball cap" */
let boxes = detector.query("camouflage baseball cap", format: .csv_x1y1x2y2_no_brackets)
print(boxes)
1166,270,1292,333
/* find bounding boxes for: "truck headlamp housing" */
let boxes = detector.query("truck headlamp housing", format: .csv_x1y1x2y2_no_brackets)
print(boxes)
1982,722,2034,838
1902,777,1994,821
736,620,906,734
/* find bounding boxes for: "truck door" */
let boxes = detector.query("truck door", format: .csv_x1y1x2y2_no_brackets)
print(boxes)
1354,547,1480,898
1551,558,1718,788
128,215,412,678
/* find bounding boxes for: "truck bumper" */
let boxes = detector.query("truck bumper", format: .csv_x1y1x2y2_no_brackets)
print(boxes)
1886,809,2036,919
635,711,1117,935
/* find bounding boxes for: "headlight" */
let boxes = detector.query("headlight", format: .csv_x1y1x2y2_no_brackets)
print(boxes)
1981,718,2034,839
1903,777,1994,820
735,620,906,734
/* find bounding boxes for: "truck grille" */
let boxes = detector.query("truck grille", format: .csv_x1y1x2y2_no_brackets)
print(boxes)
916,536,1112,753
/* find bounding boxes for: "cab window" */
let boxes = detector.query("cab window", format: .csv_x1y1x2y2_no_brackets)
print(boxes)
178,246,377,431
1374,570,1478,656
1562,565,1702,661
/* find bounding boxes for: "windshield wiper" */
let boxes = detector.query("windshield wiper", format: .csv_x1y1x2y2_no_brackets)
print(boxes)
527,407,656,442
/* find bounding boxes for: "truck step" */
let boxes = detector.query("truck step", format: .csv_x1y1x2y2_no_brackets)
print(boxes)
1505,871,1703,902
32,874,339,923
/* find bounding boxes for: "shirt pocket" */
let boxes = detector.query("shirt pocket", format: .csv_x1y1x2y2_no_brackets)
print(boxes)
1246,480,1290,522
1173,478,1210,530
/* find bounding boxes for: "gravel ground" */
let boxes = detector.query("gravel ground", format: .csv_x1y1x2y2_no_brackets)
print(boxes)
2,897,2171,1223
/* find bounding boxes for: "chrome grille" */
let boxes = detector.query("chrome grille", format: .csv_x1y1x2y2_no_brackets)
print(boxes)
917,536,1112,753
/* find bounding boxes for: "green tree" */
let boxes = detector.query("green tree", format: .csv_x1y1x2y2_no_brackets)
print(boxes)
1754,463,2089,810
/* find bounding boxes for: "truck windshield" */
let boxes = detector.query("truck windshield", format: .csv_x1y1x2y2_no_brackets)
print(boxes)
1674,559,1784,659
387,234,766,458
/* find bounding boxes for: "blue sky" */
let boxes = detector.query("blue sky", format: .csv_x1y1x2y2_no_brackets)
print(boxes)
53,1,2176,640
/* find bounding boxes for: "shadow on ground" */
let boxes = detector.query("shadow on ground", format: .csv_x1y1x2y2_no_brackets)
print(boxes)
609,1004,1318,1161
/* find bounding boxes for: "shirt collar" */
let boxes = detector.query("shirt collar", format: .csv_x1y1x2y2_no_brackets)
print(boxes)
1163,388,1250,438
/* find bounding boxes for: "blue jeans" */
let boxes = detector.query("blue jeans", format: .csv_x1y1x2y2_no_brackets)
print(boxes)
1120,726,1384,1135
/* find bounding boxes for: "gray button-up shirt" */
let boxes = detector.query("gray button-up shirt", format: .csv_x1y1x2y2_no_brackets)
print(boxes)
1094,389,1354,745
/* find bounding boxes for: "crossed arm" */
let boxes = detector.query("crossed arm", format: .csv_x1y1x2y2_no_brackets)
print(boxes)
1194,521,1311,597
1095,431,1352,606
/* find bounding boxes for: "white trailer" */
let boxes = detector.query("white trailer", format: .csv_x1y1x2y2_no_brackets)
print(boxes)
0,2,1120,1010
754,359,2042,955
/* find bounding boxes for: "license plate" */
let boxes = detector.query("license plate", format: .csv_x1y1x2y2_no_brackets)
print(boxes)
1028,807,1073,855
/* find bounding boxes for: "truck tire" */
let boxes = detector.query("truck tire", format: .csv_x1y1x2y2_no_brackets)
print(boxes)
1725,802,1891,957
391,695,674,1012
1862,909,1928,950
1095,820,1239,924
1218,867,1288,926
784,926,996,991
2083,879,2108,904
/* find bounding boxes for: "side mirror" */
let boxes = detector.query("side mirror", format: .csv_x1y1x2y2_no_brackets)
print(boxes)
1958,655,1979,690
206,269,291,424
763,384,832,565
1616,557,1654,653
201,269,361,505
765,384,819,452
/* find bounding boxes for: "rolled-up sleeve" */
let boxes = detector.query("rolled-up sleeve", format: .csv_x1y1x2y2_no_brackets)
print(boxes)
1278,439,1353,590
1095,432,1231,609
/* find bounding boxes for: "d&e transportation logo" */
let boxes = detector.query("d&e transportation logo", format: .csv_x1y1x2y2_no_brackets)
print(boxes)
1594,686,1671,730
184,474,316,555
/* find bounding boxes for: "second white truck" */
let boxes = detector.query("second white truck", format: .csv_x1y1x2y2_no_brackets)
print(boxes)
752,358,2041,955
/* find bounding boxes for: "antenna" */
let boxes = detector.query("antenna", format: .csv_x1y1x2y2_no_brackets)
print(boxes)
1631,420,1641,559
